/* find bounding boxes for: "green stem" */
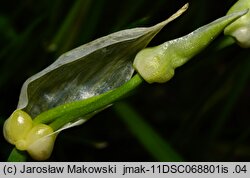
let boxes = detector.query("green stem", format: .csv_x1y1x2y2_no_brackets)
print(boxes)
33,74,144,130
8,74,143,162
213,36,235,51
7,148,27,162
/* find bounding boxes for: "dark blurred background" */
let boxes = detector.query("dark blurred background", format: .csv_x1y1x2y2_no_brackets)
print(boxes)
0,0,249,161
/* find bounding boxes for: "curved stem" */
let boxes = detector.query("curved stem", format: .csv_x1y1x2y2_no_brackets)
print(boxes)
33,74,144,130
214,36,235,51
7,148,27,162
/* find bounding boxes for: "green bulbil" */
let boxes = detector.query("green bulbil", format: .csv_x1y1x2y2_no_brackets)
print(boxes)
133,10,247,83
224,0,250,48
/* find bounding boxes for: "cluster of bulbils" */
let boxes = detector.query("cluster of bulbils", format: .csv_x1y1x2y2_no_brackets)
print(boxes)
3,0,250,161
4,110,56,160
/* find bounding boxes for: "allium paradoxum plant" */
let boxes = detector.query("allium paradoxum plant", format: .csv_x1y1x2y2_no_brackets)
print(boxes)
3,4,188,161
3,2,249,161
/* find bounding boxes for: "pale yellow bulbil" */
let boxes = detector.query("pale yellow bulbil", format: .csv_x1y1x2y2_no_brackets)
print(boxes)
224,0,250,48
3,110,33,145
133,45,176,83
3,110,56,160
25,124,56,160
133,10,247,83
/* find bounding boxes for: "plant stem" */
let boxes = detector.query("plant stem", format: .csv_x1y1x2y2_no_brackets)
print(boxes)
33,74,144,130
214,36,235,51
7,148,27,162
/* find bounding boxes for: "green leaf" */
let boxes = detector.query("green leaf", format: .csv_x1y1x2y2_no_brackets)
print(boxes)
114,102,183,161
